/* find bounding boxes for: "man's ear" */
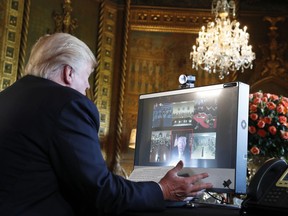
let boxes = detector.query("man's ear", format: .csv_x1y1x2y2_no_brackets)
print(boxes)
63,65,73,85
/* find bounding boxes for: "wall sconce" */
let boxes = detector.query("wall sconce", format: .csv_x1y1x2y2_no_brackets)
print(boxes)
129,128,137,149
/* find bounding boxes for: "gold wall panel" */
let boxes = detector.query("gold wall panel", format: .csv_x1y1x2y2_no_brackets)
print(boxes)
95,2,118,139
0,0,24,91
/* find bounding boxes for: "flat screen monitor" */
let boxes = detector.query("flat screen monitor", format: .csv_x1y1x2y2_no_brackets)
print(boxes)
132,82,249,194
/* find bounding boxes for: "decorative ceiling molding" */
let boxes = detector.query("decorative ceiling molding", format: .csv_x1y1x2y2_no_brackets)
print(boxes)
130,6,213,33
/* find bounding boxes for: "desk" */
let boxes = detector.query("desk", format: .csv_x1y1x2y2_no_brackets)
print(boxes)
124,206,241,216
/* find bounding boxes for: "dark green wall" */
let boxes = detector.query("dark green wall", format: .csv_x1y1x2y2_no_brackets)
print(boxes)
26,0,99,63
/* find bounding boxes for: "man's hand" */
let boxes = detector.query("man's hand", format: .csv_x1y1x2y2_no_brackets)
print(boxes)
158,160,213,201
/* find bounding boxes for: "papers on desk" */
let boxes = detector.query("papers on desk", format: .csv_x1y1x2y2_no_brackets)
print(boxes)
128,166,172,182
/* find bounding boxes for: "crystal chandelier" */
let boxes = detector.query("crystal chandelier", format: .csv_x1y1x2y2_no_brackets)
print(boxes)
190,0,256,79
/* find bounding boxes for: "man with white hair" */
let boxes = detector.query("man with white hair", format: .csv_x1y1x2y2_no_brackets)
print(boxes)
0,33,212,215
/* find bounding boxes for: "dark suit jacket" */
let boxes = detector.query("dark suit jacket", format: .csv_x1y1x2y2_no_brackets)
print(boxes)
0,75,165,216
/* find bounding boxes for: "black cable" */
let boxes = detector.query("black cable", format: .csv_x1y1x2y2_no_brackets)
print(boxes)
205,191,228,204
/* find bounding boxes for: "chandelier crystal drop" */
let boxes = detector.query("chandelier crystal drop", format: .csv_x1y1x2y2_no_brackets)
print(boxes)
190,0,256,80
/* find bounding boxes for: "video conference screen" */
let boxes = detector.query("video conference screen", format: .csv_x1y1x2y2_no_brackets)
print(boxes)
134,82,249,194
150,97,217,164
135,85,237,168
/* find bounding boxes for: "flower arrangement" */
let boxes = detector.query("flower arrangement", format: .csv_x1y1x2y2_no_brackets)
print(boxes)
248,91,288,159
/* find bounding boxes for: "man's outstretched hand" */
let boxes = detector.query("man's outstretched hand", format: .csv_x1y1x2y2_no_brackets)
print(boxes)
158,160,213,201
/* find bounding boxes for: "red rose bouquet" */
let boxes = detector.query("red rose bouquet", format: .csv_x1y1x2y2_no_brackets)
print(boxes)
248,91,288,159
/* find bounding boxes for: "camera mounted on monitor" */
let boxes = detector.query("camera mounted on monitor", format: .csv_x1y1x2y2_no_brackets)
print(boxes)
179,74,196,89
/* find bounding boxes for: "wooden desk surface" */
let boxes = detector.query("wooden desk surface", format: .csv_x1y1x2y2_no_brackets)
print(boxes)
123,206,241,216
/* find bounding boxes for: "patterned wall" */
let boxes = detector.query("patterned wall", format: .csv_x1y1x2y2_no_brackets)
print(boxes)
0,0,24,91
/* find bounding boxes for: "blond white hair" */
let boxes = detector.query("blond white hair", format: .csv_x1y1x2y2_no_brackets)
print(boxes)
24,33,97,80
